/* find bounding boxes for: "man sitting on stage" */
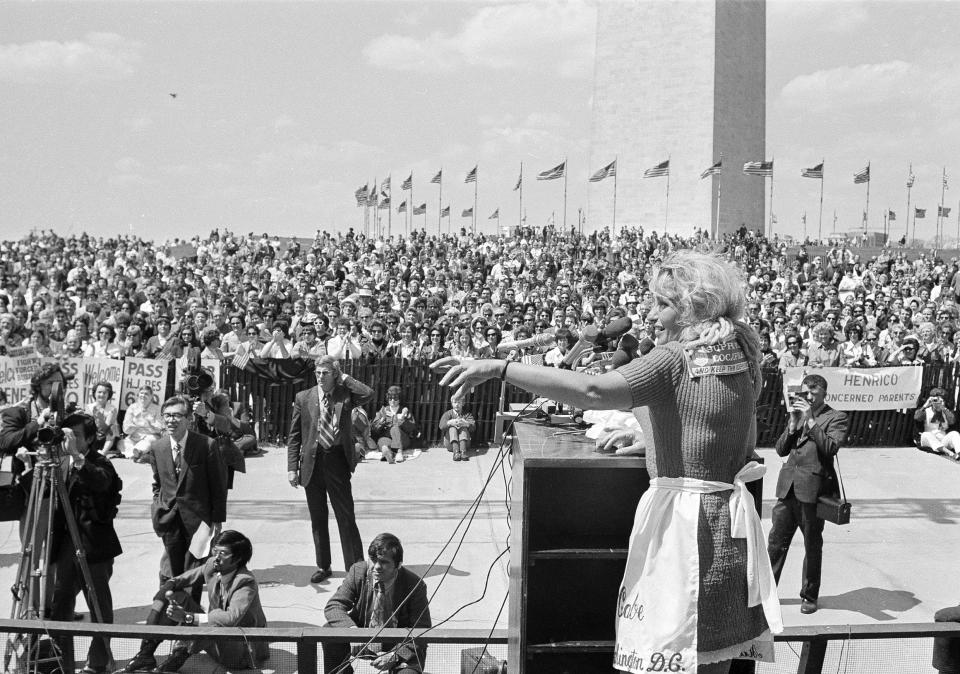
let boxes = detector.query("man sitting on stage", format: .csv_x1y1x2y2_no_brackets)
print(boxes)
124,529,268,673
324,533,431,674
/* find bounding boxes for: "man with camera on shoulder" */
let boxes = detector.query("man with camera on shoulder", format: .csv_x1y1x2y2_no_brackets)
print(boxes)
767,373,847,615
50,410,123,674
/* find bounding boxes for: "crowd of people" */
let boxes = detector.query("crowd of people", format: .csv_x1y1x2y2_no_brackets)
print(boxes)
3,225,960,381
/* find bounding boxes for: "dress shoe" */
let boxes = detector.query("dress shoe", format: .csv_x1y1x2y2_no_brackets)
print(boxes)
123,653,157,672
155,648,190,673
310,567,332,583
453,450,462,462
395,450,405,463
800,599,818,614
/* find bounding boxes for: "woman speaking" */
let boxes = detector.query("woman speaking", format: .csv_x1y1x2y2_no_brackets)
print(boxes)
432,250,782,674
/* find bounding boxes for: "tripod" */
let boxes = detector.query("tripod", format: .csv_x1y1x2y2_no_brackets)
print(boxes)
5,444,105,674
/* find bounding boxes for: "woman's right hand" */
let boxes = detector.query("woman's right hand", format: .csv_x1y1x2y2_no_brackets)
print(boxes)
431,357,503,396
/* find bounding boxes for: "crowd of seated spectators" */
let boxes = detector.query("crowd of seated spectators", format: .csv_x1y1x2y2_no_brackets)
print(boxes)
2,225,960,379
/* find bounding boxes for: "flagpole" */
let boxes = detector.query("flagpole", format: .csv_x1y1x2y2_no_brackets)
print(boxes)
612,156,618,238
410,175,414,236
518,162,523,235
473,170,478,234
768,156,775,238
562,156,568,231
437,170,442,235
939,166,947,249
714,153,723,239
906,164,913,244
864,161,871,236
386,176,392,239
883,209,888,243
664,154,671,235
817,158,824,243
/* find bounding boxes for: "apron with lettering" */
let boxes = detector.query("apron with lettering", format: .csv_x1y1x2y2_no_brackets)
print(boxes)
613,462,783,673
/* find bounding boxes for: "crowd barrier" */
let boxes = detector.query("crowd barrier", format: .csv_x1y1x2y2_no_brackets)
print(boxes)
1,618,955,673
217,359,958,449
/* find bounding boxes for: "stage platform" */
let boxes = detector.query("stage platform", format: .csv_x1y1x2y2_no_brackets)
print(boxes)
0,438,954,655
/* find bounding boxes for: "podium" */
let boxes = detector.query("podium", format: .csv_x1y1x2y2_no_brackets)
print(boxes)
507,420,648,673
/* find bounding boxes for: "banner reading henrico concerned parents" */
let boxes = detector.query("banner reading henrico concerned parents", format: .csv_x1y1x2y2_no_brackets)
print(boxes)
782,366,923,411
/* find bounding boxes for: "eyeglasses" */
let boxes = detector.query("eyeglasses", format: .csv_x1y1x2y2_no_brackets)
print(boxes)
163,412,186,420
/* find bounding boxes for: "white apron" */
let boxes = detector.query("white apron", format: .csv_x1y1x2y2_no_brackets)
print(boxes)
614,461,783,673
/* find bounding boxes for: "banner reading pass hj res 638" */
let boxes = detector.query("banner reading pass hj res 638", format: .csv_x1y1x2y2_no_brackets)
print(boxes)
782,367,923,411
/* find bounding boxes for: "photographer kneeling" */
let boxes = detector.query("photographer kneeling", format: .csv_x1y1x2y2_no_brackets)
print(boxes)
915,388,960,460
51,411,123,674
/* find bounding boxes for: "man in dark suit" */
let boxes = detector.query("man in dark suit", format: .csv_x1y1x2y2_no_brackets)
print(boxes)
50,411,123,674
767,373,847,614
124,530,268,673
287,356,373,583
324,532,431,674
149,395,227,585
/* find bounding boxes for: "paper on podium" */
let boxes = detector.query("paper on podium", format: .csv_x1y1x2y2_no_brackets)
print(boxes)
189,521,214,559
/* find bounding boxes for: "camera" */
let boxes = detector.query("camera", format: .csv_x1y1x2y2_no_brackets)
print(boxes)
179,352,215,400
37,381,68,449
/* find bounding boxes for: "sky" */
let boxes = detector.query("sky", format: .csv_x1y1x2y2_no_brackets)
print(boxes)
1,1,959,244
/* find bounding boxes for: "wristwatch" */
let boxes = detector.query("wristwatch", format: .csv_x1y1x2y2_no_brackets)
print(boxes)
183,613,195,626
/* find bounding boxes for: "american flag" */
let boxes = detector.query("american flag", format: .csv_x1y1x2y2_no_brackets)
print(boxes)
699,160,722,179
354,184,368,206
430,170,442,184
378,197,390,210
232,343,252,370
643,160,670,178
801,162,824,179
381,176,391,192
743,161,773,177
464,166,477,183
513,170,522,191
537,161,566,181
907,173,915,188
521,353,545,366
916,208,926,218
853,165,870,184
888,210,896,221
401,173,413,190
939,205,952,218
488,208,499,219
441,206,450,217
413,203,427,215
945,173,950,190
366,187,377,206
462,207,473,217
397,200,407,213
589,160,617,182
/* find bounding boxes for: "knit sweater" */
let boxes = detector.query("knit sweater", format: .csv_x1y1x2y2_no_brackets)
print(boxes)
616,341,769,652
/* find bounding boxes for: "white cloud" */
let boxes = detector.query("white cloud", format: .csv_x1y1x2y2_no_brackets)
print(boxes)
364,1,595,78
0,32,143,83
770,1,868,34
779,60,913,112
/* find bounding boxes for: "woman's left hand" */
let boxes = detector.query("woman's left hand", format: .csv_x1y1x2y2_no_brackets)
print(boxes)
431,357,502,396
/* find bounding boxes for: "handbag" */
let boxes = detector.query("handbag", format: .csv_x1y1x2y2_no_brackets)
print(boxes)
816,456,851,525
0,455,26,522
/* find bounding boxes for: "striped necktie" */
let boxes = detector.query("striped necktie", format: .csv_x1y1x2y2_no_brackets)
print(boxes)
317,395,336,449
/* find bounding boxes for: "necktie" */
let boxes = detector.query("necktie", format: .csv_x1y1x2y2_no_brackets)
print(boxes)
316,396,336,449
211,576,224,610
370,581,385,628
173,442,181,477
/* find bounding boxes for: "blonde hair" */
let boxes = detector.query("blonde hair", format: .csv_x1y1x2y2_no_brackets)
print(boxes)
649,250,761,394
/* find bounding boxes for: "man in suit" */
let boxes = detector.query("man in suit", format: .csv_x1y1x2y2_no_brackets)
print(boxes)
149,395,227,585
324,532,431,674
767,373,847,614
287,356,373,583
124,530,268,673
50,411,123,674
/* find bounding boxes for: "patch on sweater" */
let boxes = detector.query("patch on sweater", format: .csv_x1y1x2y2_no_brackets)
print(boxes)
686,340,749,378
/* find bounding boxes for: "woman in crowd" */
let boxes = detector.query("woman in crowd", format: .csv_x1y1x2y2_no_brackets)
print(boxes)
387,322,421,361
89,324,123,358
449,324,483,359
221,313,247,358
432,250,781,674
201,329,226,360
840,322,875,367
86,380,121,459
258,319,292,359
915,388,960,460
122,384,164,462
144,315,175,358
420,325,449,361
290,323,326,359
371,385,418,464
25,328,55,357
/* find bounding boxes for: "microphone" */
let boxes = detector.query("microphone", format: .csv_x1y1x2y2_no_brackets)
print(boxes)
496,331,556,353
608,335,655,369
589,316,635,348
561,329,596,368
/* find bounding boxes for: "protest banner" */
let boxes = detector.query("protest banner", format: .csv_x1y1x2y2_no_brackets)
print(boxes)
0,347,39,404
782,366,923,411
120,358,169,410
79,358,125,408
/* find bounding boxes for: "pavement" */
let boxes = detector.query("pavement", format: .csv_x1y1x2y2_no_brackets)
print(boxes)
0,434,955,668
